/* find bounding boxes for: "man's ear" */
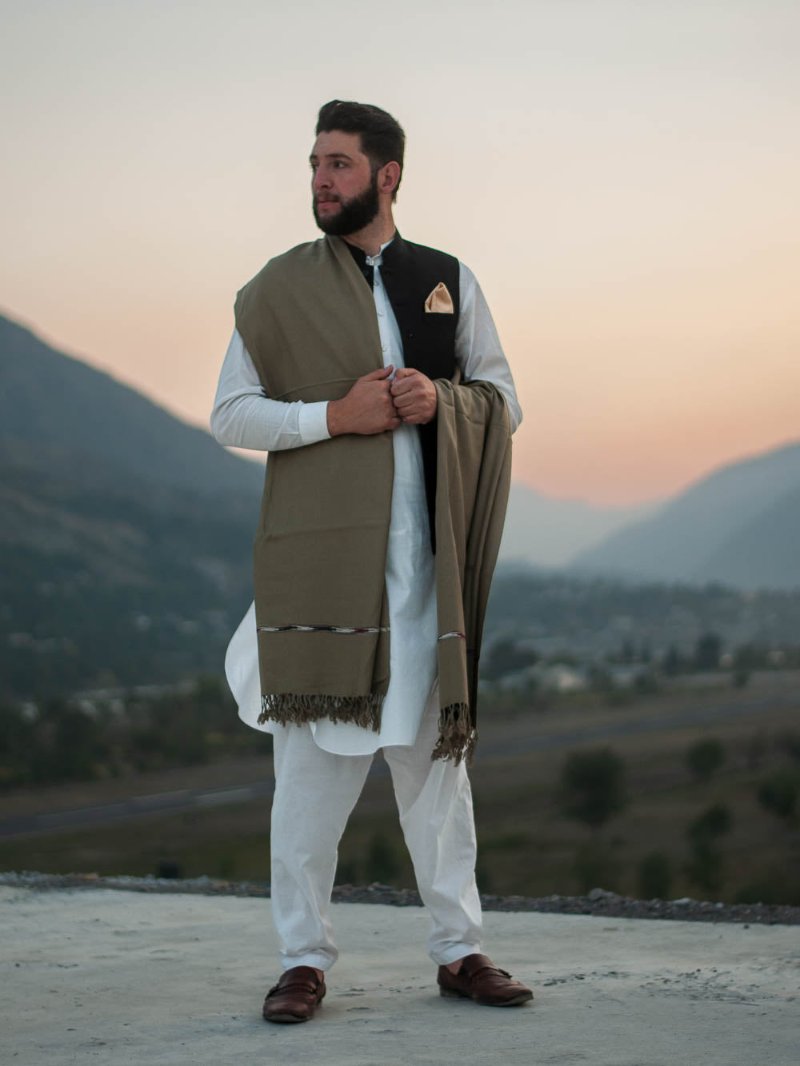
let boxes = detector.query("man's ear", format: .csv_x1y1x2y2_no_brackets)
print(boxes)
379,161,401,197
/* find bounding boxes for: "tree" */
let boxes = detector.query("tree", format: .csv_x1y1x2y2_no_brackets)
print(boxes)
638,852,672,900
662,645,682,676
694,632,722,671
687,803,732,844
684,803,732,895
481,638,538,681
757,770,799,820
685,843,724,895
0,701,35,787
619,639,635,664
30,699,109,783
559,747,627,830
778,731,800,764
745,729,768,771
364,833,401,884
686,738,725,782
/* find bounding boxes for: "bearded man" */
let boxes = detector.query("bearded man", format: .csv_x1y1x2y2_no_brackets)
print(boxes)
210,100,531,1023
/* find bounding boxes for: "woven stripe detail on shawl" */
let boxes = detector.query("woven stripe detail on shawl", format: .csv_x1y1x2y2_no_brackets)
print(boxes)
257,624,390,635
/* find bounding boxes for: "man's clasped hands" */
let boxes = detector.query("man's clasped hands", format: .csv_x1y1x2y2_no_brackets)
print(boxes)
326,365,437,437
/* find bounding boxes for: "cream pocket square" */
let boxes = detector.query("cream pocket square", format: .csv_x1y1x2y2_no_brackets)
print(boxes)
424,282,454,314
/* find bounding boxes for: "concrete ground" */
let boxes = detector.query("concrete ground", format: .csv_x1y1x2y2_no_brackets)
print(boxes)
1,886,798,1066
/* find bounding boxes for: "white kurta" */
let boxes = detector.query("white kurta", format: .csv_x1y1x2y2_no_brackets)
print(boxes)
211,246,521,756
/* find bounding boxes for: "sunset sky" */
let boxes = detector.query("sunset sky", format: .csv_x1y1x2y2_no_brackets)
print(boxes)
2,1,797,505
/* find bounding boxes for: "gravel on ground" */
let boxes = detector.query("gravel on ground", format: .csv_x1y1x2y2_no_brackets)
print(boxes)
1,870,796,925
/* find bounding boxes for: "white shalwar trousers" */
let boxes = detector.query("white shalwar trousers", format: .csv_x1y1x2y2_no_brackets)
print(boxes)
270,692,484,972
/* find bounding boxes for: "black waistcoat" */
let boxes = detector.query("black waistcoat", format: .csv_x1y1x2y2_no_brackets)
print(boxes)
346,234,460,551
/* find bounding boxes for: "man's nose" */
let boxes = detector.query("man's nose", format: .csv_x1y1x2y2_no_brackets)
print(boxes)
312,167,331,192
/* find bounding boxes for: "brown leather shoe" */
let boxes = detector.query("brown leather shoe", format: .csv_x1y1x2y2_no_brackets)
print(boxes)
438,953,533,1007
262,966,326,1023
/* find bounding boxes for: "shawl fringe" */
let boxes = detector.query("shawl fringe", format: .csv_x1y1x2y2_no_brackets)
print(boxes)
431,702,476,766
258,692,383,731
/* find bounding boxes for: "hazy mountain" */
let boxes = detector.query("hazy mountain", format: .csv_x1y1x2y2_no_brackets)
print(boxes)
0,312,263,699
500,482,659,567
572,441,800,590
703,485,800,589
0,313,263,497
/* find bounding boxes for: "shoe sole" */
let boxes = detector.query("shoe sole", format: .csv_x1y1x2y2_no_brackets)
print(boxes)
263,1011,313,1024
440,987,534,1007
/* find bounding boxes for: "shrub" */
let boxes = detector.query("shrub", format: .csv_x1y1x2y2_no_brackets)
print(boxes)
559,747,627,829
684,804,732,897
364,833,401,884
686,738,725,782
638,851,672,900
687,803,732,845
757,770,799,820
684,842,724,895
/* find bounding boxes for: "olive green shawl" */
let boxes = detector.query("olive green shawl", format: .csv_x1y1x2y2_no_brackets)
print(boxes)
234,235,511,762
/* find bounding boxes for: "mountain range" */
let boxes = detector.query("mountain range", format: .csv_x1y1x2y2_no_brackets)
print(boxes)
1,309,797,698
572,440,800,589
501,484,656,567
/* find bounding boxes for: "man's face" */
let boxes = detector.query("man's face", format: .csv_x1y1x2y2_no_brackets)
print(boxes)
310,130,380,236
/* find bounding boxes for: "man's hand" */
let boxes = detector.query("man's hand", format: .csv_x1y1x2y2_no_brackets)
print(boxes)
327,366,401,436
390,367,438,425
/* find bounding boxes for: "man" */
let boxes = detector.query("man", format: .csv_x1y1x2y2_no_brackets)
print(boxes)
211,100,531,1023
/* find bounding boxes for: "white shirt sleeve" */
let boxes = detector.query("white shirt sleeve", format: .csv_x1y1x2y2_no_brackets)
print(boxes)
209,329,331,451
456,262,523,433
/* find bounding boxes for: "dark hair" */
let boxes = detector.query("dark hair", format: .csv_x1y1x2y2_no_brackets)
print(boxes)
316,100,405,199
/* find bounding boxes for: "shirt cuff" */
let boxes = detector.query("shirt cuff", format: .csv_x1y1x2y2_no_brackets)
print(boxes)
298,401,331,444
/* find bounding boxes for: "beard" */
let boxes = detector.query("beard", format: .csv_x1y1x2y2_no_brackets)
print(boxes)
313,171,380,236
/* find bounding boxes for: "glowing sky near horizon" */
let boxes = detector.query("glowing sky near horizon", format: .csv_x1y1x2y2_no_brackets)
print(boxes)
1,0,798,505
